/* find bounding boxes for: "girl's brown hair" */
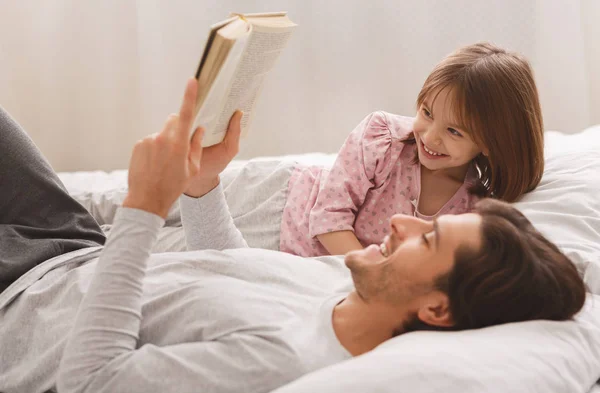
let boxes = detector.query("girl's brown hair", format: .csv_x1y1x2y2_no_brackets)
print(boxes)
406,42,544,202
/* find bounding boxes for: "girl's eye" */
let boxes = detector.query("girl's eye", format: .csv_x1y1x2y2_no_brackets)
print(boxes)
448,128,462,137
422,108,432,118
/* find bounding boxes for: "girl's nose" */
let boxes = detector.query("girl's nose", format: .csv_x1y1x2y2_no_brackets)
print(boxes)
422,127,443,146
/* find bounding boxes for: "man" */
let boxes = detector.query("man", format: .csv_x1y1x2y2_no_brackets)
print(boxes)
0,80,586,393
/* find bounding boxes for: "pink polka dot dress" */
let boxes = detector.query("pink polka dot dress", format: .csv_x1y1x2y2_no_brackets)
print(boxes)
279,111,480,257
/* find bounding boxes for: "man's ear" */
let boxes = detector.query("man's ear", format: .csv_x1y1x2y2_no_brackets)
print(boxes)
416,293,454,328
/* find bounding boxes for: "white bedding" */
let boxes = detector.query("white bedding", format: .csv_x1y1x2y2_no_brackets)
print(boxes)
56,128,600,392
57,153,335,197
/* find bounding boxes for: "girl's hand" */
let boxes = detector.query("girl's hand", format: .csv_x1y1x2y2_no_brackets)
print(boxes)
123,78,204,218
184,110,243,198
317,230,364,255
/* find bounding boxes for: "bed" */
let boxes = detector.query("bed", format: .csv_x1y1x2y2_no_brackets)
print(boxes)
51,125,600,392
0,124,591,393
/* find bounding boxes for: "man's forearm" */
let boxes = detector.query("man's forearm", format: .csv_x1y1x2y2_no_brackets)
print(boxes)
184,176,220,198
58,208,161,393
180,182,248,251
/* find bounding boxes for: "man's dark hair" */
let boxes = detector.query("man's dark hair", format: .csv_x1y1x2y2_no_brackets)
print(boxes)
405,199,586,333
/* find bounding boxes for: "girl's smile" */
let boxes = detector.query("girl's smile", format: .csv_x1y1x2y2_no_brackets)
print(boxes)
412,87,482,176
418,139,449,160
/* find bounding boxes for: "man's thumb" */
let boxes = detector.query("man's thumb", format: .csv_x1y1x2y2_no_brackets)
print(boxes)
225,110,243,148
189,127,204,167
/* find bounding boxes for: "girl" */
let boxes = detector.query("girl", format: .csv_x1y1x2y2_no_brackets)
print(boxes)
279,42,544,257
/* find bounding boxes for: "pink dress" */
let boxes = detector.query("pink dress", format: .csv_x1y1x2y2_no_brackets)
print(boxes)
279,111,480,257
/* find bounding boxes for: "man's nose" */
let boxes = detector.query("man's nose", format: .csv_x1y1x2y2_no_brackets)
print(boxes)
389,215,424,238
390,214,433,237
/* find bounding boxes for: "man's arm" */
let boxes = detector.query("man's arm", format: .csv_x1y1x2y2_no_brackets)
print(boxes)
57,206,282,393
56,207,160,393
179,110,246,250
180,182,248,251
57,78,246,392
60,325,294,393
58,78,204,392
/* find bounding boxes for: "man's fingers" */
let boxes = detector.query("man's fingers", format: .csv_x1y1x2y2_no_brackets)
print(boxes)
224,110,243,151
159,114,179,140
175,78,198,140
189,127,204,169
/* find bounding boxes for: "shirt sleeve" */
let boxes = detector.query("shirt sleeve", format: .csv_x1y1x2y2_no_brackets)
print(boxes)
58,335,297,393
56,207,162,393
308,112,394,238
179,182,248,251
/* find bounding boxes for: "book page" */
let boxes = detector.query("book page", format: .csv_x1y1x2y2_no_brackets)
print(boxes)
198,23,295,147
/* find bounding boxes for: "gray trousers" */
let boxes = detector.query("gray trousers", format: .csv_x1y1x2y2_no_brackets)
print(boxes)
0,107,105,293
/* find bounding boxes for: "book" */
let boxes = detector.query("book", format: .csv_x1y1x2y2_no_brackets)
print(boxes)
192,12,297,147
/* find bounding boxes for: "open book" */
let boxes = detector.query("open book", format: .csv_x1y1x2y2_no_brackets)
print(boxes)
192,12,296,147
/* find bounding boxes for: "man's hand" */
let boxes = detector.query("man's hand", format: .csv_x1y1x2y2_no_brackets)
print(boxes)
184,110,243,198
122,78,204,218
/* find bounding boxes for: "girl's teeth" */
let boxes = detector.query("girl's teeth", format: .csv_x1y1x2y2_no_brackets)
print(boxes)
424,144,442,156
380,242,388,257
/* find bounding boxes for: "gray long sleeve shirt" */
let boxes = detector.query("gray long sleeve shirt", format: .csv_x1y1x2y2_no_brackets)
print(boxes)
51,183,352,393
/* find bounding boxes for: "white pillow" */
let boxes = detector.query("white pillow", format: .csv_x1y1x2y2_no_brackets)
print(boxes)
58,170,187,226
58,153,337,228
514,126,600,294
273,294,600,393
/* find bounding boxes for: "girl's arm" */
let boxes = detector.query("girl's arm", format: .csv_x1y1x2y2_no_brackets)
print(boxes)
316,230,364,255
308,112,394,250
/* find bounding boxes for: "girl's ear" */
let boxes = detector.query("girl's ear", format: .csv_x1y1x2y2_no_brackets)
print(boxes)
482,148,490,157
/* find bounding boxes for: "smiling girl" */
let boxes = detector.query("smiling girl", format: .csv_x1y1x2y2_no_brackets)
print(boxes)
279,42,544,257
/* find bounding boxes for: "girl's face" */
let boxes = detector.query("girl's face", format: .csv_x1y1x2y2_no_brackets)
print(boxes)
413,88,484,176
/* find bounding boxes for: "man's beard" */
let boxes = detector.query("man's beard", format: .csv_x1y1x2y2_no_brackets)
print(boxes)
347,262,378,302
347,255,432,306
347,256,399,303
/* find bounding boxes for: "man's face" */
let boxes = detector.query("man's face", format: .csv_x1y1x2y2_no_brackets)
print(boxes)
345,213,483,309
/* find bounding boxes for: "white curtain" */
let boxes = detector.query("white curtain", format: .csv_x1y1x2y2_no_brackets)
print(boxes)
0,0,598,172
